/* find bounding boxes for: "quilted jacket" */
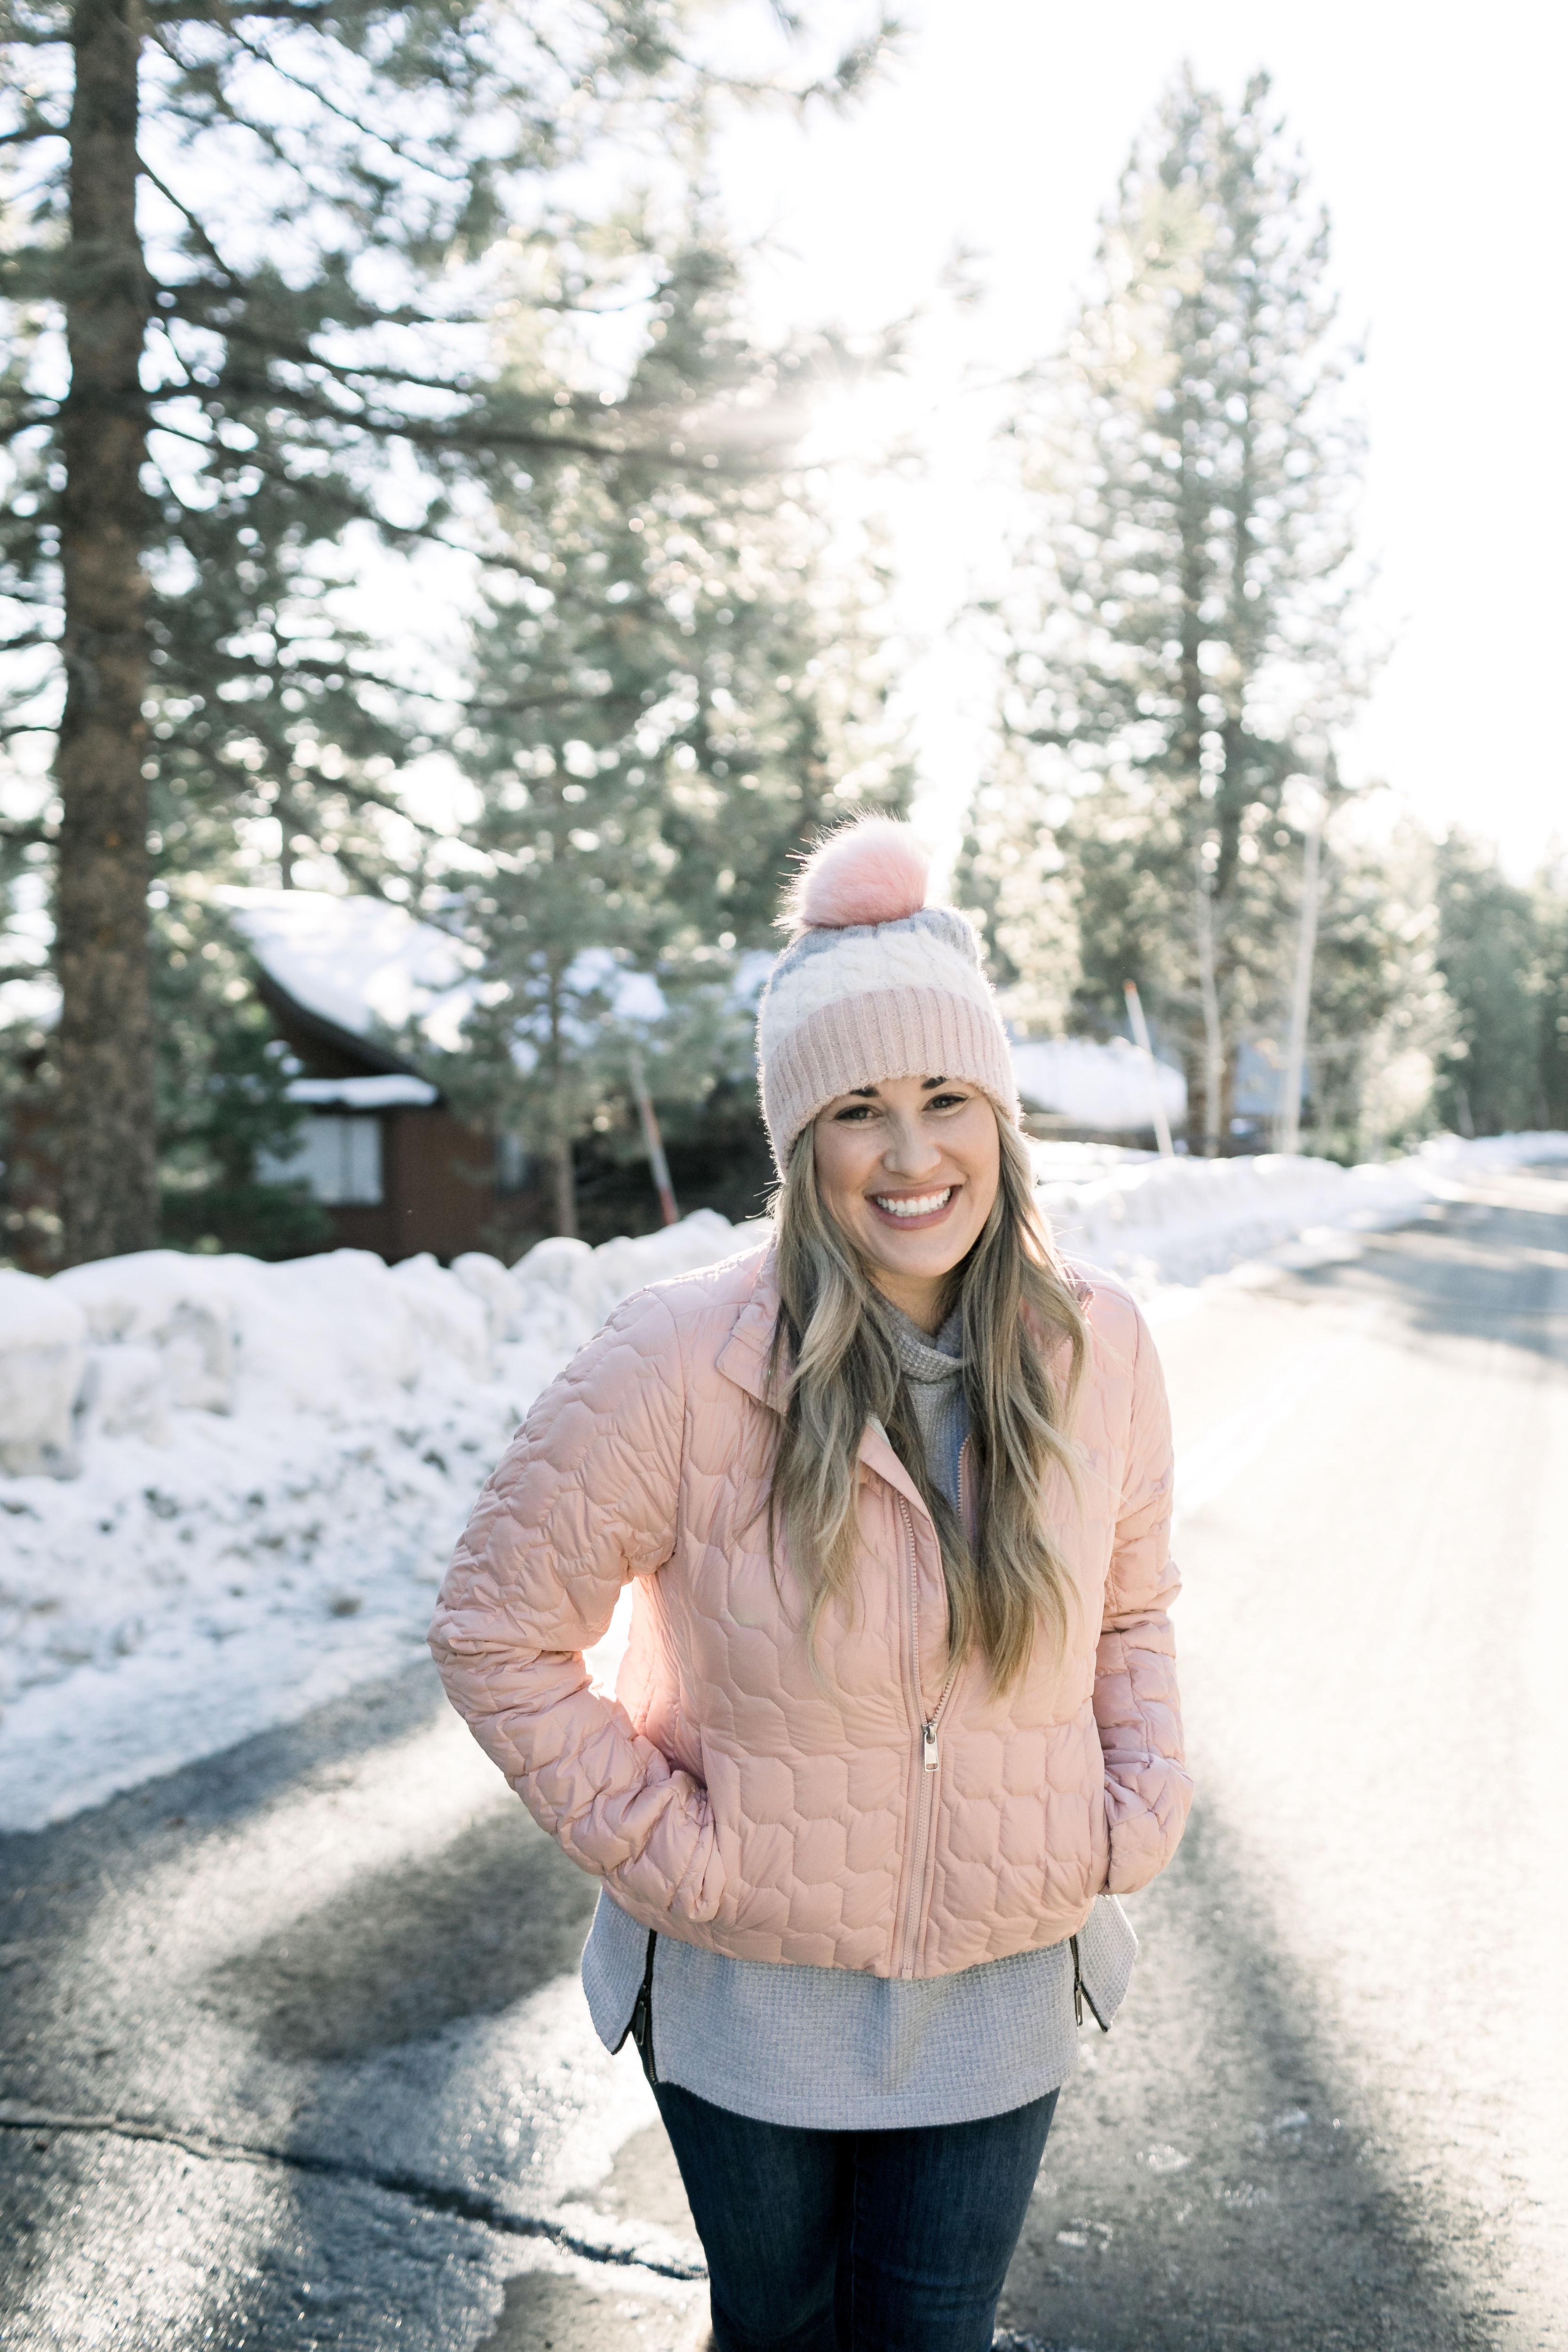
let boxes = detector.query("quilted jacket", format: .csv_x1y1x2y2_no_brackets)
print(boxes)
428,1242,1189,1980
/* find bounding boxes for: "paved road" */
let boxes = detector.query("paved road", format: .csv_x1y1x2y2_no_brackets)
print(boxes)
2,1167,1564,2351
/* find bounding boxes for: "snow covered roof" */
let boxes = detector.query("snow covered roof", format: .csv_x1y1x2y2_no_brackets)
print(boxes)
219,888,479,1055
287,1074,440,1110
218,888,832,1085
220,888,681,1069
1011,1035,1188,1133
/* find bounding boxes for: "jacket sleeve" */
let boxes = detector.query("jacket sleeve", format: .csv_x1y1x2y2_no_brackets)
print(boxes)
1094,1296,1192,1893
427,1288,723,1925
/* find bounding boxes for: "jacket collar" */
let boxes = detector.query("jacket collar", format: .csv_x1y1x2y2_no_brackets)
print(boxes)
714,1245,935,1523
713,1244,783,1409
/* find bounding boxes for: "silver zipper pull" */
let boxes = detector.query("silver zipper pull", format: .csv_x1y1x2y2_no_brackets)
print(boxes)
923,1721,939,1771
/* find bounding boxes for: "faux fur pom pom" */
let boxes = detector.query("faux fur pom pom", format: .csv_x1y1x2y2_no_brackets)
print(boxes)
783,817,931,933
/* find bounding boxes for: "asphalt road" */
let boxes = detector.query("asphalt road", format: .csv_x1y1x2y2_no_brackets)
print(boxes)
2,1165,1564,2352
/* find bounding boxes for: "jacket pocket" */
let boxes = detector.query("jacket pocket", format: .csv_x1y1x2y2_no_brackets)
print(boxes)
683,1734,782,1941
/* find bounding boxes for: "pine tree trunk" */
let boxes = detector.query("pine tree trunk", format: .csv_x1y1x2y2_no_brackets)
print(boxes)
549,1136,577,1237
54,0,156,1265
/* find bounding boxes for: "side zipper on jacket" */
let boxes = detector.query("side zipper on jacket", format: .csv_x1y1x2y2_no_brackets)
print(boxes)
894,1494,958,1980
1070,1933,1110,2033
625,1930,660,2086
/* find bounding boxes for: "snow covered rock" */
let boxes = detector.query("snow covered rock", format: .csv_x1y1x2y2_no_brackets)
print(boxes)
231,1248,424,1411
450,1252,528,1344
76,1343,171,1446
509,1209,770,1356
0,1271,88,1477
391,1253,493,1378
52,1251,236,1412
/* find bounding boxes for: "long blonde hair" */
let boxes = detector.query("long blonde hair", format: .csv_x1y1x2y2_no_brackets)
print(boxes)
766,1111,1088,1693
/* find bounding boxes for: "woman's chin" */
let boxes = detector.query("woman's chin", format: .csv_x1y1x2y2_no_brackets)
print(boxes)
859,1224,976,1287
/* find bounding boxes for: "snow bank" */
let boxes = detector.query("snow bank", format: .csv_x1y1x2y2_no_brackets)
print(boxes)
0,1272,88,1478
1036,1131,1568,1290
0,1211,764,1830
1,1141,1562,1831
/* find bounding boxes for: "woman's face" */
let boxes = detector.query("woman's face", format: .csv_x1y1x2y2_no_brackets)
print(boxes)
811,1074,1002,1331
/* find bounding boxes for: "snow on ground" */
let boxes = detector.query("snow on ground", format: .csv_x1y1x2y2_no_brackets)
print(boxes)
1033,1130,1568,1290
1,1136,1564,1832
0,1212,766,1831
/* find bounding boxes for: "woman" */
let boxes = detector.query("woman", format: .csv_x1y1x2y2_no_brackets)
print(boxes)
430,816,1189,2352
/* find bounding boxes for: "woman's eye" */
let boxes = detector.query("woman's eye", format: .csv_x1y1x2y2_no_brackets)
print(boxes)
926,1092,965,1112
834,1104,874,1122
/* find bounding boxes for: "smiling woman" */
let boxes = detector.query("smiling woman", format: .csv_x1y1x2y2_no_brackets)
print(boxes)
812,1073,1002,1321
430,815,1189,2352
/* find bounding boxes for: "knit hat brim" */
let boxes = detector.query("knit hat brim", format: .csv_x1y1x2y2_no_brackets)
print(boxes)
763,983,1019,1166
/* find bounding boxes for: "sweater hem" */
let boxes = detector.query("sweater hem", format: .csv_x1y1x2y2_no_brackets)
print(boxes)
651,2047,1080,2134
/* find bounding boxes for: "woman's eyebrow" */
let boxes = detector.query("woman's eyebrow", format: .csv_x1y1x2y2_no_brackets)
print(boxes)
921,1076,949,1090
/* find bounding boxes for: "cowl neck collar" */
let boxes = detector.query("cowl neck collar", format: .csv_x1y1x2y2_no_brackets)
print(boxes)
883,1301,963,1381
714,1242,1092,1411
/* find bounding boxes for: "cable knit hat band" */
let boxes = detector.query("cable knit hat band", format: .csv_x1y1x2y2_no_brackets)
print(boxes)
756,818,1020,1169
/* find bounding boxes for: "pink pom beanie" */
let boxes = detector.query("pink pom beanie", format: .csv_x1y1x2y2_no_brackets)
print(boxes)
757,815,1019,1170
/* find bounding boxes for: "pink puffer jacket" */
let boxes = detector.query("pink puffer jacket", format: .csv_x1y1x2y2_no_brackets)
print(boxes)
429,1243,1188,1979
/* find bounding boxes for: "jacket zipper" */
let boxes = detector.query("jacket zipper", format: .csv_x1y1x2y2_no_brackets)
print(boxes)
894,1494,958,1979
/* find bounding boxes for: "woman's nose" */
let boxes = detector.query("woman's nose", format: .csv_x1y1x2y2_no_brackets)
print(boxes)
882,1118,942,1176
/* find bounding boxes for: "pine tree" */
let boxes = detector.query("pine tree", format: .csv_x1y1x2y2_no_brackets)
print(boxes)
1297,816,1451,1161
1432,834,1545,1138
963,69,1368,1151
440,239,907,1234
1534,864,1568,1130
0,0,890,1263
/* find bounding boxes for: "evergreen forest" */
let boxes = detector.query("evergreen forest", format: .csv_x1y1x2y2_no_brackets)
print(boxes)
1,24,1562,1270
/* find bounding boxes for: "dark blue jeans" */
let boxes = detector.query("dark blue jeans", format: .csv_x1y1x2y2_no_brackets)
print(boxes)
653,2080,1059,2352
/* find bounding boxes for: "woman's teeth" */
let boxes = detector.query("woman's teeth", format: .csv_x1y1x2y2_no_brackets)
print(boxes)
873,1188,953,1219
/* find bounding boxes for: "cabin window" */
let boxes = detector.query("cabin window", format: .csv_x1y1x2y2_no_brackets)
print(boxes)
495,1132,531,1194
259,1114,383,1206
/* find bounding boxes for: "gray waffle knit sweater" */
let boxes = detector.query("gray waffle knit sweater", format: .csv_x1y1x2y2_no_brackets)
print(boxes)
887,1301,968,1508
580,1302,1137,2129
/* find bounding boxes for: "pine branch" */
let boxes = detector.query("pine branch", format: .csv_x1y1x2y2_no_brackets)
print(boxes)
143,412,224,452
224,28,470,184
0,402,60,442
145,0,338,22
135,152,241,285
210,324,492,405
208,360,634,463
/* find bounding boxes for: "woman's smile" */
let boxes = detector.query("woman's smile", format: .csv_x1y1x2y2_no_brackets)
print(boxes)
867,1184,960,1227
